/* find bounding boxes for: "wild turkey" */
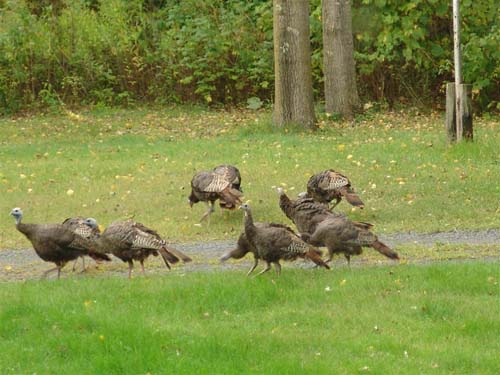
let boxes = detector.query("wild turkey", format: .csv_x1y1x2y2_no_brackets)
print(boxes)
239,203,330,276
10,208,110,279
188,170,243,222
62,216,103,271
277,187,345,235
278,188,397,265
220,222,297,276
306,169,364,209
85,219,191,279
300,217,399,266
213,164,243,193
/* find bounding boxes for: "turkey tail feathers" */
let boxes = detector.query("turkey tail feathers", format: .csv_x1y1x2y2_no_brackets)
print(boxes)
219,188,243,209
88,251,111,262
344,193,365,208
221,247,248,262
165,246,192,263
353,221,374,230
309,247,323,257
305,248,330,270
220,251,233,262
158,247,179,268
371,241,399,260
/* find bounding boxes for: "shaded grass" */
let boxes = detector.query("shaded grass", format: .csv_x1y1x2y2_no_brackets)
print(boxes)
0,107,499,249
0,262,498,374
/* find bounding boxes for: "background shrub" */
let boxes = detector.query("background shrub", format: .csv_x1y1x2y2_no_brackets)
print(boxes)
0,0,498,114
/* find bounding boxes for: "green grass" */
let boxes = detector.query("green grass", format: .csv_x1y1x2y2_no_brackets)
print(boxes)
0,107,499,249
0,262,498,374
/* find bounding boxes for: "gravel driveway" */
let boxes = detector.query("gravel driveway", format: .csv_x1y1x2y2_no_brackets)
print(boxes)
1,229,499,282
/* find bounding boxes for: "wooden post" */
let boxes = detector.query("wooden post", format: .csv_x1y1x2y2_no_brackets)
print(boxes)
458,84,473,140
453,0,463,140
445,83,456,143
445,82,473,143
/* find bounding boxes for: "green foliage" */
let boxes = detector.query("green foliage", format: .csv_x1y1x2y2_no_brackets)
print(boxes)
0,262,499,374
351,0,500,109
0,0,498,113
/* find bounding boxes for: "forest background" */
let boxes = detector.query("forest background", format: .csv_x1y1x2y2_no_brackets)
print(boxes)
0,0,498,115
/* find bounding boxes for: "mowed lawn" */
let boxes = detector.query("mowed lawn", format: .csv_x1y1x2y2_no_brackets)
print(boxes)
0,262,498,374
0,107,498,249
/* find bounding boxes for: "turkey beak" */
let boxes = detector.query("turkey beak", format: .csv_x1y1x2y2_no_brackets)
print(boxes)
188,199,194,208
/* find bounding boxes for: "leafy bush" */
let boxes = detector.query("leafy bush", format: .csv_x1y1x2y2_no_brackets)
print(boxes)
0,0,498,114
350,0,500,110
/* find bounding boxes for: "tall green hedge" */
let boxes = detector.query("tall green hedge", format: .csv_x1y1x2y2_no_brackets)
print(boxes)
0,0,498,114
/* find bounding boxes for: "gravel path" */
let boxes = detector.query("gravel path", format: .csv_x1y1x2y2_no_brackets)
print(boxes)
1,229,499,282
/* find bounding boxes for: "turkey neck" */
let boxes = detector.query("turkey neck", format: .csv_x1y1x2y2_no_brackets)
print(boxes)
15,222,36,239
279,193,295,220
243,209,258,240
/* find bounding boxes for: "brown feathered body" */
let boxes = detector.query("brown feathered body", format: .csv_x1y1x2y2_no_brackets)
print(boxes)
12,212,110,278
278,191,345,235
221,222,296,261
213,164,242,193
189,171,243,211
302,217,399,264
307,169,364,208
62,217,109,263
93,220,191,277
239,205,329,275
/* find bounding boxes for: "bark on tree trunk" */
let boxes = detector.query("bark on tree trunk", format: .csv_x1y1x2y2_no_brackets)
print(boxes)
322,0,360,119
273,0,316,129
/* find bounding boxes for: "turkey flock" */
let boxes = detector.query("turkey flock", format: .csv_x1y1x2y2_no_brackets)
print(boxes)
10,165,399,279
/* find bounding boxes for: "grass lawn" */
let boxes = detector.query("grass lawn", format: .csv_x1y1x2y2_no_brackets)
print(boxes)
0,107,499,249
0,261,498,374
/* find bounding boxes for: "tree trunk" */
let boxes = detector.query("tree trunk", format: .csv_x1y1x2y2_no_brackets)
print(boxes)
273,0,316,130
322,0,360,119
